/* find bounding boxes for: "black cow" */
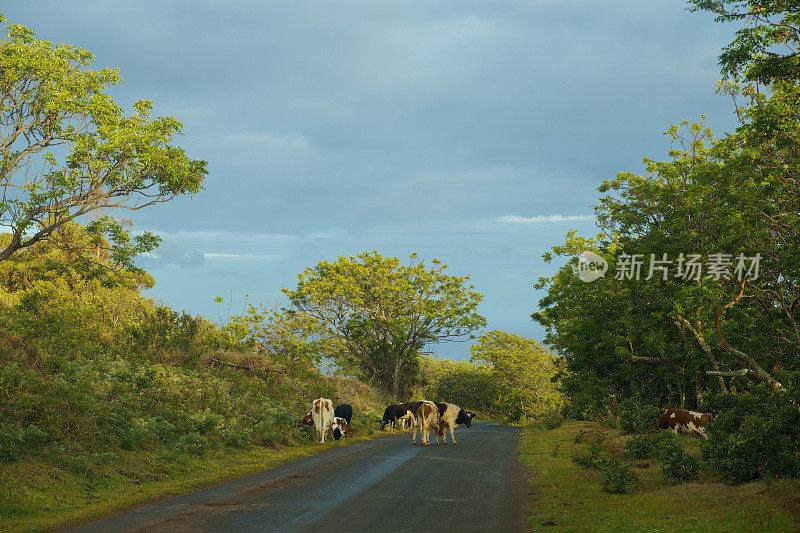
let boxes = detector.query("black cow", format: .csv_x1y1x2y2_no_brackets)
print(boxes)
381,404,404,430
334,403,353,424
403,401,423,411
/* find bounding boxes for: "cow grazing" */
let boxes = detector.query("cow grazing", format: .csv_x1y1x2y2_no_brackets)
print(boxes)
381,404,412,430
655,408,713,438
295,411,313,427
311,397,335,444
412,401,440,446
435,402,476,445
334,403,353,425
327,416,354,440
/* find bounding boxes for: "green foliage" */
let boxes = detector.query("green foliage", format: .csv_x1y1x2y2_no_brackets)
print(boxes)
601,458,638,494
470,330,565,422
617,399,662,435
559,372,615,421
657,438,700,484
572,433,606,470
416,357,500,414
0,354,347,469
689,0,800,84
232,300,333,375
0,16,207,266
624,431,673,460
538,411,565,430
283,251,486,396
534,2,800,421
702,382,800,483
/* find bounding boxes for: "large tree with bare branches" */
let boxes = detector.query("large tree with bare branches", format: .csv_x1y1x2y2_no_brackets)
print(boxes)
0,15,206,269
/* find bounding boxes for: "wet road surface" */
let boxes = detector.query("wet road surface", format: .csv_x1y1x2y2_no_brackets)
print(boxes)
67,422,527,533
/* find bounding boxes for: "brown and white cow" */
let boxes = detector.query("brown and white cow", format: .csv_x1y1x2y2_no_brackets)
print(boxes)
412,400,440,446
326,416,354,440
295,411,314,427
655,408,713,438
311,397,334,444
435,402,476,445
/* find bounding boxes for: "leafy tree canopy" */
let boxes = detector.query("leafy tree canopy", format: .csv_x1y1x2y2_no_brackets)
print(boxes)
689,0,800,84
0,14,207,267
470,330,564,421
283,251,486,396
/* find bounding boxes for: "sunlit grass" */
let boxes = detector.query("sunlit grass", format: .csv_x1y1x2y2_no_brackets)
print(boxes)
520,421,799,532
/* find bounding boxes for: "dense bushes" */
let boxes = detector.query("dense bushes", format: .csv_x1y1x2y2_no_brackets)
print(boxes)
572,433,606,469
617,398,661,434
559,371,613,421
657,438,700,483
601,458,637,494
624,431,672,460
0,355,381,471
702,382,800,483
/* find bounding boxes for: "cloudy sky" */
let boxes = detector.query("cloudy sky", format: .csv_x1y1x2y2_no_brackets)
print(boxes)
6,1,740,358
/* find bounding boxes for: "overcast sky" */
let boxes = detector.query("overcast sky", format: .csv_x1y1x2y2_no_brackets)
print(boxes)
6,1,740,359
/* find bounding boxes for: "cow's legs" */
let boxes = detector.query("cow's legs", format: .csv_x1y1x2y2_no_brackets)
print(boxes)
450,424,457,445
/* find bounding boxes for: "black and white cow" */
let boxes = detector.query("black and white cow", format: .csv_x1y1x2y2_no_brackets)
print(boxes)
435,402,476,444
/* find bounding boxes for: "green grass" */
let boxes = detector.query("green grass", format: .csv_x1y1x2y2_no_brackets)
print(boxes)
520,421,800,532
0,426,406,532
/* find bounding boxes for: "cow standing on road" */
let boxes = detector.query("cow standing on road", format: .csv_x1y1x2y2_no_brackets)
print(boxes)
381,404,411,430
435,403,476,445
412,401,440,446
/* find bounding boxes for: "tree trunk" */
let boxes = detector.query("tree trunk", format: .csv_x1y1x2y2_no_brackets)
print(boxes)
675,315,727,393
713,306,785,391
391,357,403,398
671,361,685,408
694,371,704,410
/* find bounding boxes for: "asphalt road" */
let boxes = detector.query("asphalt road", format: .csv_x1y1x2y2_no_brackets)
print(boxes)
67,422,527,533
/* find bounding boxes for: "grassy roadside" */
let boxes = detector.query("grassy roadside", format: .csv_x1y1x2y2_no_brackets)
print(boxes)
1,427,405,532
519,421,800,532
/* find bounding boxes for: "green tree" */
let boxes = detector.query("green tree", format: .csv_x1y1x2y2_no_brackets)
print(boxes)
283,251,486,397
0,15,206,268
416,356,500,413
470,330,564,421
689,0,800,84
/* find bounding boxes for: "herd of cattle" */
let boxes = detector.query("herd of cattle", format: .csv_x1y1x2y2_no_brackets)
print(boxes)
295,400,715,445
295,398,477,445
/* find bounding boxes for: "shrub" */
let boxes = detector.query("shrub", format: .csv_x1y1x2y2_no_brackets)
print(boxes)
572,433,606,469
625,431,673,460
601,458,637,494
617,398,662,435
702,383,800,482
537,411,565,430
657,439,699,483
